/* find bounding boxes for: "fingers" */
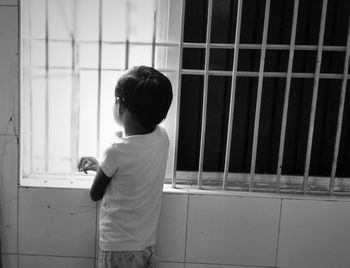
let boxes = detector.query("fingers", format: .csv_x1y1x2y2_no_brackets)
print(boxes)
77,156,99,174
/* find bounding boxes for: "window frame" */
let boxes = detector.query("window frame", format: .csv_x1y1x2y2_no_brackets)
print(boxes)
20,0,350,196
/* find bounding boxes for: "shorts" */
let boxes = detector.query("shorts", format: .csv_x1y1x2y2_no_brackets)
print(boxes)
98,245,158,268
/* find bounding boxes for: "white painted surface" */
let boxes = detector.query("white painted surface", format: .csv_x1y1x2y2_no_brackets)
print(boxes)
186,195,281,266
19,255,94,268
157,194,188,262
277,199,350,268
0,136,18,254
18,188,96,258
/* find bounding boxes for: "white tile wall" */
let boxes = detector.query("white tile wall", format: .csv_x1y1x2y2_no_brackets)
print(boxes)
0,136,18,254
18,188,97,258
186,264,267,268
19,255,94,268
186,195,281,267
160,262,184,268
277,199,350,268
1,254,18,268
157,193,188,262
0,6,17,36
0,34,18,136
0,1,18,5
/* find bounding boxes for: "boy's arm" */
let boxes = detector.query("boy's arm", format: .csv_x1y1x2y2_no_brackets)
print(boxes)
90,168,111,201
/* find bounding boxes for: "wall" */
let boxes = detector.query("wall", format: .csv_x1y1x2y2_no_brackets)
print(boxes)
1,1,350,268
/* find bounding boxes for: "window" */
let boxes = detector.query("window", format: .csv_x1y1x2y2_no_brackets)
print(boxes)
21,0,350,196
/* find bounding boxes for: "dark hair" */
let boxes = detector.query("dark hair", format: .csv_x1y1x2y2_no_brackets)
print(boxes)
115,66,173,130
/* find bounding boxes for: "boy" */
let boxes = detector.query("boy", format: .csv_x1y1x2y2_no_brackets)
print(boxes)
78,66,173,268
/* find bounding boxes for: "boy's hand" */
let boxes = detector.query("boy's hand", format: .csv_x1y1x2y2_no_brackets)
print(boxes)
78,156,99,174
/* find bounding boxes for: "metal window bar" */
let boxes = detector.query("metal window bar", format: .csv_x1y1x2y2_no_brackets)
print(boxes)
250,0,271,191
45,0,49,175
329,16,350,195
172,0,186,188
96,0,103,159
197,0,214,189
223,0,243,190
276,0,299,193
302,0,328,194
71,0,80,173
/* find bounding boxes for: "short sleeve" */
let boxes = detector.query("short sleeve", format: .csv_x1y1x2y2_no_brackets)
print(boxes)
100,145,119,177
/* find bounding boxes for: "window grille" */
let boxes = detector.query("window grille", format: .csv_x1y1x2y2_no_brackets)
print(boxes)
21,0,350,196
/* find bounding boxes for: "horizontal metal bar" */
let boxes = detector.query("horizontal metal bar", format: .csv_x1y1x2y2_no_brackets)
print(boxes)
24,37,347,52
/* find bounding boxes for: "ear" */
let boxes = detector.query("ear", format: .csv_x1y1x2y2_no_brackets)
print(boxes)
118,101,126,115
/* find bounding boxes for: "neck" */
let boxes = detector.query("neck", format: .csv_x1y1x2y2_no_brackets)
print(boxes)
123,112,154,136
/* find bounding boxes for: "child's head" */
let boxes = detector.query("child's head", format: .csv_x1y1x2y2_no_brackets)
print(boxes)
115,66,173,130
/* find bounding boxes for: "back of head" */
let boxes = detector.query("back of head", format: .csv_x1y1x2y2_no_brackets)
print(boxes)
115,66,173,130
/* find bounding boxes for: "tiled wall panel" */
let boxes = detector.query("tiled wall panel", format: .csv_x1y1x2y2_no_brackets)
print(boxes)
19,255,94,268
186,195,281,267
18,188,96,258
277,199,350,268
157,193,188,262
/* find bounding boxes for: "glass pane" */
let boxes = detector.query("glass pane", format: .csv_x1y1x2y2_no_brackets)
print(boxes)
177,75,204,171
31,69,46,173
25,0,46,39
209,49,234,71
255,78,286,174
78,71,99,159
267,0,294,44
99,71,124,158
129,45,152,67
309,79,341,177
229,77,258,173
238,50,261,72
49,41,72,68
321,51,346,74
264,50,289,72
156,0,182,43
129,0,156,42
49,0,74,40
102,0,127,42
282,78,314,176
240,0,264,44
182,48,205,69
211,0,237,44
102,43,126,69
48,70,72,173
155,46,180,70
30,40,46,67
324,0,350,46
77,0,99,41
295,0,322,45
184,0,208,43
336,83,350,178
292,50,317,73
203,76,231,172
79,43,99,69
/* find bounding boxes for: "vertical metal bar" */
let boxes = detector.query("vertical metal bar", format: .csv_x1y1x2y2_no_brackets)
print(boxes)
302,0,328,193
197,0,213,188
45,0,49,175
276,0,299,193
151,8,157,68
250,0,271,191
125,0,131,70
71,0,79,173
172,0,186,188
96,0,103,158
223,0,243,190
329,16,350,195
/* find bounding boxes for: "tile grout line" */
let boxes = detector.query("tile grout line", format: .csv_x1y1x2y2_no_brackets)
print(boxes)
183,194,190,267
274,199,283,267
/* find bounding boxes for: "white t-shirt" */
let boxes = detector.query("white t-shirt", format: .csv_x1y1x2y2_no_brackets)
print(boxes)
99,126,169,251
